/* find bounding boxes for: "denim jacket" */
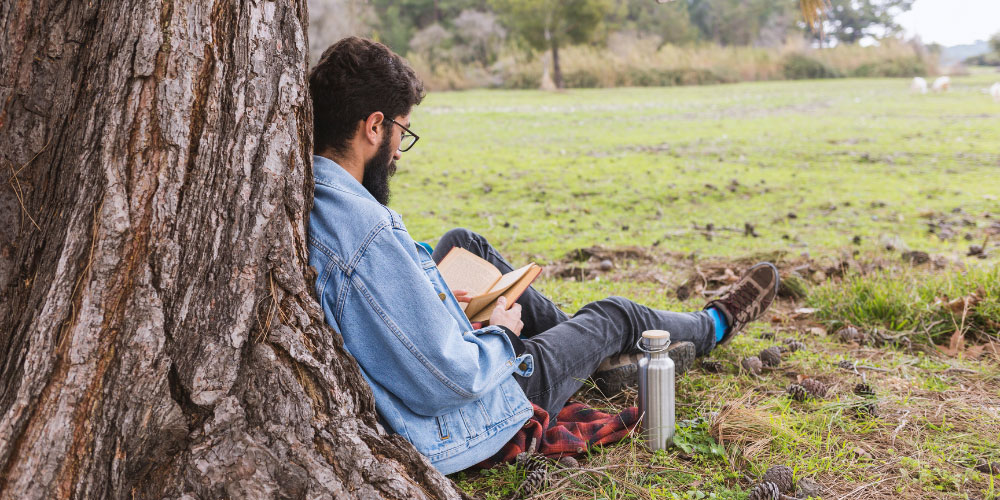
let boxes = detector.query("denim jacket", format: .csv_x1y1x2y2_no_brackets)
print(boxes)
307,155,534,474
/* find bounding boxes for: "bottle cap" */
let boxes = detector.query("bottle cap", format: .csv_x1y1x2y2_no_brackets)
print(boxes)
642,330,671,341
638,330,671,351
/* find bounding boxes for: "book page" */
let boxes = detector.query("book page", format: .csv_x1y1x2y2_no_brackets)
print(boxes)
499,265,542,308
436,247,503,297
486,263,536,294
468,264,541,323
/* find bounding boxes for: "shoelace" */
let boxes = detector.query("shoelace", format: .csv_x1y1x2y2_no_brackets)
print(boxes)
726,281,760,317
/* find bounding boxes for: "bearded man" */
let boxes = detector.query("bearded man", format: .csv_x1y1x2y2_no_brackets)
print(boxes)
306,37,779,474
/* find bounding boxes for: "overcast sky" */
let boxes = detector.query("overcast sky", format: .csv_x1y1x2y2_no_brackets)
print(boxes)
896,0,1000,46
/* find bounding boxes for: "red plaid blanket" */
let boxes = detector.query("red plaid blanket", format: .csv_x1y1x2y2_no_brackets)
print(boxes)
476,402,640,467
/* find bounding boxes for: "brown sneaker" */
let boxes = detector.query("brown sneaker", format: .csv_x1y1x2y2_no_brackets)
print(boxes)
704,262,779,345
592,341,696,396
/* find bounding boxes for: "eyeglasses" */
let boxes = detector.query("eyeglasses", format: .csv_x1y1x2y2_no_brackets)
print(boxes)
385,117,419,152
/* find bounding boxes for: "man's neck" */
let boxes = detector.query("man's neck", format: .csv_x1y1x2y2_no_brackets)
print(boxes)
319,149,364,184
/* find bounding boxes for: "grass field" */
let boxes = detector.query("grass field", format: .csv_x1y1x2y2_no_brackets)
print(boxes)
396,75,1000,499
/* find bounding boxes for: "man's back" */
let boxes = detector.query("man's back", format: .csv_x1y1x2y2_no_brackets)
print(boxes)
307,155,533,474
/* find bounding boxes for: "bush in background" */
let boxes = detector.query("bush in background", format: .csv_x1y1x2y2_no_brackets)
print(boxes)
850,57,927,77
782,53,842,79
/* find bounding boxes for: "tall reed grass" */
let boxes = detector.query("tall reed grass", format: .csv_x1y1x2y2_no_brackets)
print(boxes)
409,38,936,91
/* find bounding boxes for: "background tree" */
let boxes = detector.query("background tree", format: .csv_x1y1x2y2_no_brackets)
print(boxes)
0,1,463,498
368,0,480,53
687,0,797,46
608,0,701,46
452,10,508,66
410,23,454,70
812,0,915,45
491,0,613,88
308,0,377,64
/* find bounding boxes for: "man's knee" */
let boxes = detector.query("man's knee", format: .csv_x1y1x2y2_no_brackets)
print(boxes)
438,227,482,248
581,296,635,316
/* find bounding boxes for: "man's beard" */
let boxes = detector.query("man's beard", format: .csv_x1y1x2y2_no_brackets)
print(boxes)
362,132,396,205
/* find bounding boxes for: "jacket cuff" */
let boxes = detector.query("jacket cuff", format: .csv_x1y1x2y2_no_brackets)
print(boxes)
496,326,525,356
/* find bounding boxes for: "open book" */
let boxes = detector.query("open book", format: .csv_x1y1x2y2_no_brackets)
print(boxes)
436,247,542,324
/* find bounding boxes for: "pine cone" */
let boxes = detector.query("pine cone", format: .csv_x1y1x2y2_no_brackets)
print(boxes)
761,465,794,494
557,456,578,468
976,461,1000,474
701,360,724,373
783,340,806,353
800,378,828,398
759,346,782,367
853,382,875,398
837,360,855,370
837,325,866,344
852,400,879,419
787,384,808,402
748,481,780,500
512,454,549,499
742,356,763,375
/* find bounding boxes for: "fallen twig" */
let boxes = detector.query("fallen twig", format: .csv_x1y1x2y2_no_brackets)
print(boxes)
891,410,910,446
836,475,898,500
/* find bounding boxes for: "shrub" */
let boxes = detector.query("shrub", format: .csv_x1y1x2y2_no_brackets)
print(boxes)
782,53,842,80
851,57,927,77
562,69,602,88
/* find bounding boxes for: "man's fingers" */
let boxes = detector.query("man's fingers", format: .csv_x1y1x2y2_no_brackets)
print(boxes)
450,289,473,303
495,296,507,308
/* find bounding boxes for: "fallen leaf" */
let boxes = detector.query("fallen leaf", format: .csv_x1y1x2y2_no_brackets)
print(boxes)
937,328,966,357
965,344,985,359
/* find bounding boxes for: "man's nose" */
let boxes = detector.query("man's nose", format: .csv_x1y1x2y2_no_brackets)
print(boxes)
393,150,402,161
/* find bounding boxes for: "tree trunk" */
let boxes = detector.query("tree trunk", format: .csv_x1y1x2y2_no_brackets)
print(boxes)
0,1,466,498
551,40,564,89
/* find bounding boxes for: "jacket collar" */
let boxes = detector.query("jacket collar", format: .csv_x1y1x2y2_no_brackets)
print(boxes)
313,154,377,202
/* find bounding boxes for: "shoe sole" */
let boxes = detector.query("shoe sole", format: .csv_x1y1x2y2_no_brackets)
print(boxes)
593,342,696,396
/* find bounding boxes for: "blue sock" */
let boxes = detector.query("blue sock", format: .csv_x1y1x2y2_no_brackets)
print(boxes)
707,307,729,342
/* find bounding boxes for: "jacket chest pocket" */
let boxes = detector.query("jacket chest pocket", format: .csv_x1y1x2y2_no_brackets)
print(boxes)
419,257,449,299
415,245,472,328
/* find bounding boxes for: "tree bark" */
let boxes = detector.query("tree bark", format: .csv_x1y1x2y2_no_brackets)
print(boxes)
551,40,563,89
0,1,466,498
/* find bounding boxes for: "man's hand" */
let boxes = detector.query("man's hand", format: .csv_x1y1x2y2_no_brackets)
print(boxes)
489,296,523,336
452,289,472,303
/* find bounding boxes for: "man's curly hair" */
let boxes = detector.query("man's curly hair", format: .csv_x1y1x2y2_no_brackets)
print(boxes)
309,37,425,156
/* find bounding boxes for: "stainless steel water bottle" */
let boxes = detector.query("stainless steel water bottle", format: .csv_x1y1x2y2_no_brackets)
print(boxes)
637,329,675,451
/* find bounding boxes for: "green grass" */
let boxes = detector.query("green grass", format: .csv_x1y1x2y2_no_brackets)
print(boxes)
399,74,1000,265
390,75,1000,499
809,265,1000,345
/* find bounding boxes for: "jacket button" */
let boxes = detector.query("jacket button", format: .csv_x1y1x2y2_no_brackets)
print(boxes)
519,362,528,371
438,292,446,301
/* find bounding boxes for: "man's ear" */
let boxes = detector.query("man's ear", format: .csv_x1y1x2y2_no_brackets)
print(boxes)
362,111,385,146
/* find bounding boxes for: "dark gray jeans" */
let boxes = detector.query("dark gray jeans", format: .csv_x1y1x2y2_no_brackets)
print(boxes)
432,228,717,420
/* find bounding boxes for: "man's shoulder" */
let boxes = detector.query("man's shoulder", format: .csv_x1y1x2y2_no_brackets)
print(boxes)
309,182,407,261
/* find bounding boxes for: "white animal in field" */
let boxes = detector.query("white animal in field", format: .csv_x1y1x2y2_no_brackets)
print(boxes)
991,82,1000,102
932,76,951,93
910,77,928,94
